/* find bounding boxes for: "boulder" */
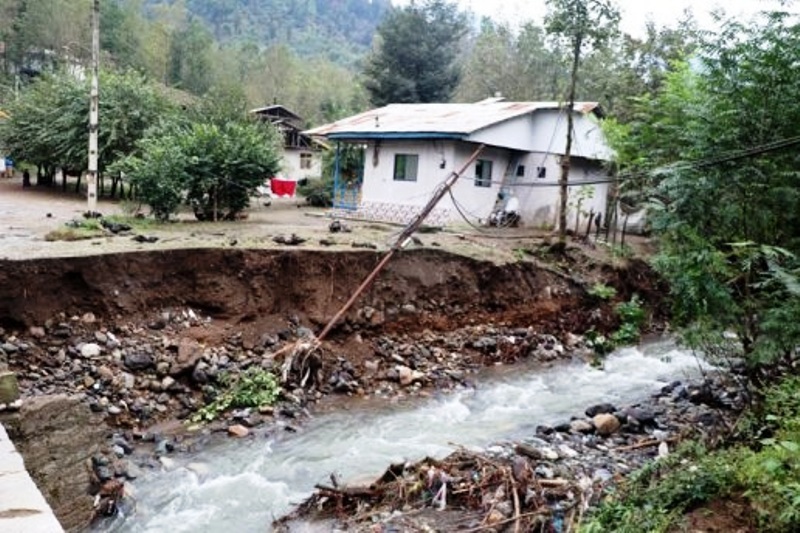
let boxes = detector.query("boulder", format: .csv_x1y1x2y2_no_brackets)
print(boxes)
569,419,594,434
227,424,250,438
623,407,656,426
171,338,204,376
0,371,20,403
593,413,621,436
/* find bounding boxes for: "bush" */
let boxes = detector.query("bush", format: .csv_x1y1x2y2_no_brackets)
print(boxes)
191,368,281,423
115,112,281,221
298,175,334,207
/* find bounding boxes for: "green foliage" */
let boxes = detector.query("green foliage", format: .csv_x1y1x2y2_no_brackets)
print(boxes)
298,176,333,208
610,295,645,345
363,0,468,105
607,11,800,375
581,441,739,533
583,376,800,532
0,70,172,176
192,368,281,423
588,283,616,300
116,110,282,221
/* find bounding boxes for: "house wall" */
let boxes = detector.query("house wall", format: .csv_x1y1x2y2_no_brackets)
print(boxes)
361,140,510,222
510,153,609,229
278,148,322,181
528,109,611,160
356,110,611,227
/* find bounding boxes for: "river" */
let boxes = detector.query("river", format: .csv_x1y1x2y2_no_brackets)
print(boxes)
102,339,703,532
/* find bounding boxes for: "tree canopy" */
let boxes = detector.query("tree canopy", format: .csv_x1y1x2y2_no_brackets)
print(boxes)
607,9,800,376
363,0,468,105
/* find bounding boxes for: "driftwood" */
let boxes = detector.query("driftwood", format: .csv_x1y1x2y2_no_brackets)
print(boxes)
314,483,377,498
614,436,679,452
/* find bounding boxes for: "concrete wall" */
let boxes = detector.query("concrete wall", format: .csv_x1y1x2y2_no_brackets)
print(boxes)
0,422,65,532
3,395,106,532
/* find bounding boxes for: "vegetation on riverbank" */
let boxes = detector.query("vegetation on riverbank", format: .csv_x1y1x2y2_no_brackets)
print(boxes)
583,375,800,532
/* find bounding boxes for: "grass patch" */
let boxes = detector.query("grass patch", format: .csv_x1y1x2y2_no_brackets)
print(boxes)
581,375,800,533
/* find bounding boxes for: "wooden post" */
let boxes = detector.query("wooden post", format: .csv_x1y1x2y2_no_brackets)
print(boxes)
87,0,100,213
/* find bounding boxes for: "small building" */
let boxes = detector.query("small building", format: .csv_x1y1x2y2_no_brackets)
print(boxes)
251,105,324,184
304,98,613,228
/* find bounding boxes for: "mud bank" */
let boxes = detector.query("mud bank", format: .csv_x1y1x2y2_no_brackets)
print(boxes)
0,248,657,333
0,247,663,530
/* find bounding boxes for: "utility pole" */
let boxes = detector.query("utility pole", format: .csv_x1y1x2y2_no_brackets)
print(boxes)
87,0,100,213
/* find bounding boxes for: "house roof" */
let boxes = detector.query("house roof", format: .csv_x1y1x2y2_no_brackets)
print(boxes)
250,104,303,125
304,100,602,140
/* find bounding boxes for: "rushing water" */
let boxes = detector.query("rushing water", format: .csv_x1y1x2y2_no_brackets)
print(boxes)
103,340,703,532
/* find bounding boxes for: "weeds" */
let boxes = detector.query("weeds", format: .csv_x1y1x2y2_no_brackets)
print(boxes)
191,368,281,423
582,376,800,532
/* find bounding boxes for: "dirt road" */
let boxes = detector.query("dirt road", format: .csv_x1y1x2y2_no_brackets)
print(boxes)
0,176,551,263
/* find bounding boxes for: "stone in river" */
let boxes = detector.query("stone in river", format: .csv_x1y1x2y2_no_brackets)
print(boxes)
593,413,621,436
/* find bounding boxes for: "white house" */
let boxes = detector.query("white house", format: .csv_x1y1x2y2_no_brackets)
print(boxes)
305,98,613,228
251,105,324,183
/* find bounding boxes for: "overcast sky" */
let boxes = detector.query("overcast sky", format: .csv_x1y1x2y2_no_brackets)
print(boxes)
395,0,799,36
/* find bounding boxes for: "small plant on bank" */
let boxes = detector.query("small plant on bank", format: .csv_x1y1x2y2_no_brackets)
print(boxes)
611,294,646,345
191,368,281,423
44,218,104,241
588,282,617,300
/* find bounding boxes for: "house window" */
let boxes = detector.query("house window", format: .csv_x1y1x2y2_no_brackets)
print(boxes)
300,152,313,169
393,154,418,181
516,165,525,177
475,159,492,187
536,166,546,179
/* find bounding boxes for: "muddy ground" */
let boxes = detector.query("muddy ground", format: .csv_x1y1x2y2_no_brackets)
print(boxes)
0,178,671,531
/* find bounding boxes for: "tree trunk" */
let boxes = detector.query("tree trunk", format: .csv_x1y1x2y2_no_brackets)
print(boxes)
558,36,582,244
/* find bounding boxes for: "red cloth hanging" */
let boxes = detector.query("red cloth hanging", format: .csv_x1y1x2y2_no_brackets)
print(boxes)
270,178,297,196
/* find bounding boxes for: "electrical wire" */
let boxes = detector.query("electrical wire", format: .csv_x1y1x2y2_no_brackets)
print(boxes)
455,134,800,188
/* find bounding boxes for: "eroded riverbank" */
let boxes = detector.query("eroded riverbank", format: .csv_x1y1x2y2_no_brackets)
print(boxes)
0,247,667,530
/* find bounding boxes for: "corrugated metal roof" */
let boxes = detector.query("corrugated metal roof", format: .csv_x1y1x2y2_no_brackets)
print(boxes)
304,101,600,139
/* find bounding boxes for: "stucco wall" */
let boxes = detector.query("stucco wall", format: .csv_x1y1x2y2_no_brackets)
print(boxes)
510,154,609,228
278,148,322,181
362,140,511,222
358,109,611,227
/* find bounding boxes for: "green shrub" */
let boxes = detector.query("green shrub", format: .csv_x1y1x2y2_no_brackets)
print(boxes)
298,175,333,207
192,368,281,423
588,283,617,300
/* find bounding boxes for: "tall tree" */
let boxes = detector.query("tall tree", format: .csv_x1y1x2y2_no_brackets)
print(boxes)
546,0,620,244
607,10,800,380
363,0,468,105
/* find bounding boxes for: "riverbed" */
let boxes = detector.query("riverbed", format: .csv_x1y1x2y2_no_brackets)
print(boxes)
101,339,702,532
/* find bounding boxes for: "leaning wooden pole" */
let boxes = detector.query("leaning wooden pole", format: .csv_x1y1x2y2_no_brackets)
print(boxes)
87,0,100,213
313,144,486,345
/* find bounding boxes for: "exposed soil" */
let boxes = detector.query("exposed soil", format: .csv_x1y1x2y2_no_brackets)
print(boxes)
0,179,673,531
675,496,758,533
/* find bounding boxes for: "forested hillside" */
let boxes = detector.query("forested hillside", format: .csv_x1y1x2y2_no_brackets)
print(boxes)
144,0,390,65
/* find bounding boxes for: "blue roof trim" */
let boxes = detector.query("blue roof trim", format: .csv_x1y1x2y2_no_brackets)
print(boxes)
327,132,466,140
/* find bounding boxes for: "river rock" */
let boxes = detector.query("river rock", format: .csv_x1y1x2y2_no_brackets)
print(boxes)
172,338,203,375
124,352,155,370
585,403,617,417
623,407,656,426
29,326,46,338
0,372,20,403
570,419,594,434
593,413,621,436
97,365,115,383
227,424,250,438
1,342,19,354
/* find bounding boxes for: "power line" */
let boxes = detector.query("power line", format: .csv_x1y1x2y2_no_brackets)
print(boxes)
455,134,800,189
